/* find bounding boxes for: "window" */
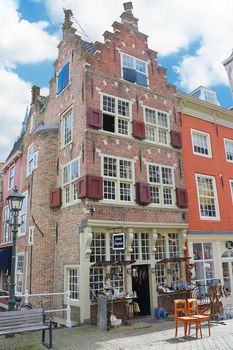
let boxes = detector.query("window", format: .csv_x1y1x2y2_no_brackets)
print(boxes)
102,156,134,203
8,164,15,189
27,144,38,176
191,130,212,157
61,110,73,147
110,266,124,293
230,180,233,203
222,250,233,294
62,158,80,206
2,206,10,243
196,174,219,220
154,233,181,288
144,107,169,145
28,226,34,245
148,164,174,206
66,267,79,300
193,243,215,287
131,233,151,261
90,267,104,299
19,192,28,235
30,114,35,133
121,53,148,87
102,95,131,136
16,254,24,294
57,62,70,95
224,139,233,162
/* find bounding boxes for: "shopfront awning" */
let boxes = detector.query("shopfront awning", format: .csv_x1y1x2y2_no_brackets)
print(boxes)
0,247,12,270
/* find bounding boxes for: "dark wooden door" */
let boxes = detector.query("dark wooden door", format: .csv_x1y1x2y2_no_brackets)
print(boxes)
132,265,150,316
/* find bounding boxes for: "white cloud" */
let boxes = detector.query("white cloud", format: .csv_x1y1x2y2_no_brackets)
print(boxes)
44,0,233,91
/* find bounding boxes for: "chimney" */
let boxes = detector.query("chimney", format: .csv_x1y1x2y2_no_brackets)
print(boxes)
31,86,40,105
120,2,138,30
62,9,76,39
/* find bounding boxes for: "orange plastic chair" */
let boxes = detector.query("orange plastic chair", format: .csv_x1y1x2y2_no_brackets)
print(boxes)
174,299,198,338
187,298,211,337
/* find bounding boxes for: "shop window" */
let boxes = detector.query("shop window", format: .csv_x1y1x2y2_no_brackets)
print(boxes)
224,138,233,162
155,233,166,260
144,107,169,145
193,243,215,287
131,233,150,261
121,53,148,87
102,95,131,136
16,254,24,294
148,164,174,207
110,266,124,293
191,129,212,157
103,156,134,203
90,267,104,299
196,174,219,220
90,233,106,263
168,233,180,258
66,267,79,300
62,158,80,206
221,250,233,294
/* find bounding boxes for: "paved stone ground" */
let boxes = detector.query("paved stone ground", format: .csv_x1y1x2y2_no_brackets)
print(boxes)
1,318,233,350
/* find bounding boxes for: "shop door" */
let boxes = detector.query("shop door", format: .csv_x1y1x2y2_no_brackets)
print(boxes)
132,265,150,316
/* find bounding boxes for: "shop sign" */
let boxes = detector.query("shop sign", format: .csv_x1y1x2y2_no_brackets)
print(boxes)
112,232,125,251
226,241,233,250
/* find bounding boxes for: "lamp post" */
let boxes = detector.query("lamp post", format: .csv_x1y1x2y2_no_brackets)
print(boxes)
7,186,25,311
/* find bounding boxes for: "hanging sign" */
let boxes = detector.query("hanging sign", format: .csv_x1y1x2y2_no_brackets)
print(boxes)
226,241,233,250
112,232,125,251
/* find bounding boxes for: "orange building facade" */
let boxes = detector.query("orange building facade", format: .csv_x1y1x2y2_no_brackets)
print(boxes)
178,91,233,304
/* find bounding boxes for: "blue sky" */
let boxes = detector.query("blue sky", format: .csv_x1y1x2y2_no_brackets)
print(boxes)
0,0,233,161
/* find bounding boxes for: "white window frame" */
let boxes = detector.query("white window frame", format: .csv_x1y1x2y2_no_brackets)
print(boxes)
61,108,73,148
2,206,10,243
120,52,148,86
15,253,25,295
64,265,80,305
101,155,135,204
192,242,215,288
224,138,233,163
230,180,233,204
8,164,15,190
19,191,28,236
62,157,80,207
27,143,38,176
28,226,34,245
221,250,233,295
147,163,175,207
195,174,220,220
191,129,212,158
143,106,170,146
101,93,132,137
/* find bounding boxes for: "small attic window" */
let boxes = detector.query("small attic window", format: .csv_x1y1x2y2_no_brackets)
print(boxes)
121,53,148,87
57,62,70,95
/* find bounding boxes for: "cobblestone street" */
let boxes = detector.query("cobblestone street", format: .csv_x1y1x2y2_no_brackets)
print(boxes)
1,317,233,350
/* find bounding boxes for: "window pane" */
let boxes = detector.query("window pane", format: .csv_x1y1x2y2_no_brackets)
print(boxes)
103,95,115,113
122,54,134,69
104,180,116,200
203,243,213,259
120,182,131,201
149,165,160,183
162,167,172,185
193,132,209,155
136,59,146,74
225,140,233,161
193,243,203,260
118,100,129,117
157,112,168,128
104,157,117,177
145,108,156,124
119,160,132,179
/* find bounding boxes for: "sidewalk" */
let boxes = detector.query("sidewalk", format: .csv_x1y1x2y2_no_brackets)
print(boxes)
1,317,233,350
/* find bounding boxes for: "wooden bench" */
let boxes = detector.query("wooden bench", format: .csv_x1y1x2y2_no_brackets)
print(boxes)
0,308,52,348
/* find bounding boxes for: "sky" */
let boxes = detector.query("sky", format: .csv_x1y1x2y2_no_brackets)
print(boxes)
0,0,233,162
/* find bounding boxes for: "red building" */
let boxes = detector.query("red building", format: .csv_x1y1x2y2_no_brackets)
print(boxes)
177,87,233,303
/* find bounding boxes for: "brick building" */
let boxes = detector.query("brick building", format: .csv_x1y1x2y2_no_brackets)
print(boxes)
177,87,233,305
1,3,188,322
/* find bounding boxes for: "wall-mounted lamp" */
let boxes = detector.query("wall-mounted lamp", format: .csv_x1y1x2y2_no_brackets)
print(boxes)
151,267,156,273
127,267,138,278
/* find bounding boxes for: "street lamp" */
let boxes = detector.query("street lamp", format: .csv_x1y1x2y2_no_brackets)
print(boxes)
7,186,25,311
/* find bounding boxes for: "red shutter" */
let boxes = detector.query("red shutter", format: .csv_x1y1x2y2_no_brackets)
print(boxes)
88,108,103,129
87,176,103,199
78,175,103,200
170,130,182,148
136,182,151,205
50,188,61,208
77,176,87,198
132,120,145,139
176,188,188,208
